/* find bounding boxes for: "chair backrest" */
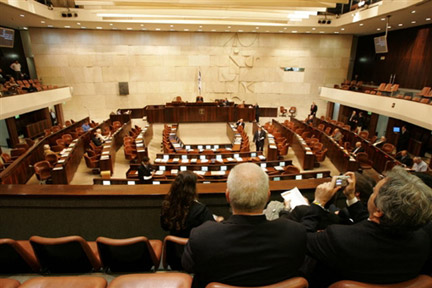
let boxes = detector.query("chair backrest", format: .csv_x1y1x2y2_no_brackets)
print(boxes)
324,127,332,135
30,235,101,273
84,154,99,168
108,273,192,288
96,236,162,273
10,148,26,157
205,277,309,288
377,83,386,91
15,143,29,150
19,276,107,288
34,161,51,178
45,154,58,166
382,143,395,154
0,239,40,273
162,235,189,270
356,152,370,163
328,275,432,288
359,131,369,139
56,138,65,146
283,165,301,175
65,120,72,126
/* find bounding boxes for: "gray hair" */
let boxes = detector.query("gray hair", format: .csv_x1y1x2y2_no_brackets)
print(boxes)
227,163,269,212
376,166,432,230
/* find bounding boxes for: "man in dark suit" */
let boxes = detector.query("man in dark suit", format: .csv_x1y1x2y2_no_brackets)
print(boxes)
196,95,204,102
300,167,432,287
351,141,364,155
236,118,245,130
395,149,413,167
309,102,318,117
182,163,306,288
253,126,266,151
137,156,154,184
373,136,386,148
397,125,410,152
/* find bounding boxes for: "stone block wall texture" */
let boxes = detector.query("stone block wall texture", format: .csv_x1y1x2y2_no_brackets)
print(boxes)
29,28,353,121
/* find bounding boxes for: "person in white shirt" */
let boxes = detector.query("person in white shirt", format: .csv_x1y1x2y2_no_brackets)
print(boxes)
412,157,428,172
10,60,22,80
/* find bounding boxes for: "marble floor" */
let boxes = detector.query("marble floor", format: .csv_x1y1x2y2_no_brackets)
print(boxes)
26,117,341,185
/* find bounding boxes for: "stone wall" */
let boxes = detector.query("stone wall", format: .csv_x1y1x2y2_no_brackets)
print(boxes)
29,28,353,121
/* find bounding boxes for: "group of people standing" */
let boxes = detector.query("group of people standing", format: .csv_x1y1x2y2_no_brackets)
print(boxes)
347,110,366,134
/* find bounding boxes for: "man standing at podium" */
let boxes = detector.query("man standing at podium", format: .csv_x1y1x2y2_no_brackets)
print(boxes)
253,126,266,152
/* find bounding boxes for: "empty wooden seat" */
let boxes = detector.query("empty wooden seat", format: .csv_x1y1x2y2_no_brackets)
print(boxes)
376,83,386,91
19,276,107,288
30,235,101,273
108,273,192,288
0,238,40,274
96,236,162,273
205,277,308,288
163,235,189,270
417,87,431,97
356,152,373,169
34,161,52,183
329,274,432,288
280,106,287,117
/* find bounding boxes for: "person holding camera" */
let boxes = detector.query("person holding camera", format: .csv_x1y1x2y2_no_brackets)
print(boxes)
300,167,432,287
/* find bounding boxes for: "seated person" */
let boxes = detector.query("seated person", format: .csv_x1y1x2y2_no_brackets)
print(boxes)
237,100,246,108
396,150,413,167
182,163,306,288
81,120,91,132
331,128,343,142
196,95,204,102
92,128,106,146
373,136,386,148
43,144,57,157
235,118,245,129
137,157,154,184
300,167,432,287
161,171,222,269
412,156,428,172
351,141,364,155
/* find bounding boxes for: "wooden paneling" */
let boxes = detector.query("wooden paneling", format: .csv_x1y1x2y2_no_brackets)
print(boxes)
353,24,432,89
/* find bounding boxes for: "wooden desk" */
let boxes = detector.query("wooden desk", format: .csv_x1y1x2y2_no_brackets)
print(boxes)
52,138,85,184
290,118,358,173
273,120,314,170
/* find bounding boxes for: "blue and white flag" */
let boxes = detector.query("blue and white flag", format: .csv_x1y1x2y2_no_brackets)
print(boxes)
198,70,202,95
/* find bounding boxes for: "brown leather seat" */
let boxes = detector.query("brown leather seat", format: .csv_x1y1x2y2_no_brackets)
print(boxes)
19,276,107,288
0,278,20,288
84,154,100,169
56,138,65,147
62,134,73,146
1,153,13,164
45,154,58,167
0,239,40,273
382,143,395,155
280,106,288,117
328,274,432,288
15,143,29,150
315,148,328,162
30,235,101,273
34,161,52,182
107,273,192,288
356,152,373,169
289,107,297,117
162,235,188,270
282,165,301,175
10,148,26,159
205,277,308,288
359,131,369,139
96,236,162,273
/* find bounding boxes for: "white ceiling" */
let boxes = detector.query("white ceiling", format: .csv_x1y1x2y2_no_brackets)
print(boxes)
0,0,431,35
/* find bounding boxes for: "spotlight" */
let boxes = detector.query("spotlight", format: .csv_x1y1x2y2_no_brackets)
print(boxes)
327,20,332,24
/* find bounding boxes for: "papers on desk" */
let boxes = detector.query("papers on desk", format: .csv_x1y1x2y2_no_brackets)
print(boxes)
235,157,243,162
194,171,206,175
173,143,181,148
226,147,232,151
171,169,178,175
226,157,235,162
306,151,314,155
100,156,109,160
274,166,284,171
155,171,164,176
52,166,63,170
261,167,268,172
269,145,277,149
172,158,180,163
200,159,209,163
281,187,308,210
102,151,110,155
258,155,266,160
191,158,198,163
69,143,75,147
181,159,189,163
211,171,225,176
57,159,65,164
136,143,144,147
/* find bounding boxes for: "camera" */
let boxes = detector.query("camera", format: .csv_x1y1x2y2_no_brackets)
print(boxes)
335,175,349,187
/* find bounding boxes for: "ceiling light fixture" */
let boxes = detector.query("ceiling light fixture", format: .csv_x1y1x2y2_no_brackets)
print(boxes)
96,27,102,29
359,23,364,26
77,22,81,25
23,27,28,30
398,23,403,26
48,25,53,27
127,27,133,30
20,14,25,17
411,10,416,13
64,26,71,28
377,28,381,31
291,30,297,33
41,21,45,24
411,21,416,24
110,23,113,26
341,28,345,31
426,18,431,21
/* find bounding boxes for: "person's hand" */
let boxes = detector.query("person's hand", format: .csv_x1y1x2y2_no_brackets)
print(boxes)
215,216,224,222
284,199,291,211
314,177,341,206
343,172,356,201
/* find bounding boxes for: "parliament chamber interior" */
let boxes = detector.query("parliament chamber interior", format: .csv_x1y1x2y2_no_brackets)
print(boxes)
0,0,432,287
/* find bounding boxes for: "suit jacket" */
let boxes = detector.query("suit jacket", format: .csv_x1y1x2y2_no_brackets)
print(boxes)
182,214,306,288
253,130,266,144
397,131,410,151
352,146,364,155
303,205,431,287
310,104,318,116
137,163,153,183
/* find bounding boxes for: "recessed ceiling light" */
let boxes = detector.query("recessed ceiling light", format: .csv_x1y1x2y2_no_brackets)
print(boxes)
211,29,216,32
48,25,53,27
306,31,311,33
96,27,102,29
228,26,231,28
77,22,81,25
319,31,324,33
64,26,71,28
398,23,403,26
199,25,203,28
225,30,230,32
387,25,392,28
312,27,316,30
170,25,174,27
334,31,339,34
284,27,287,30
20,14,25,17
81,27,86,29
359,23,364,26
23,27,28,30
411,10,416,13
341,28,345,31
411,21,416,24
41,21,45,24
238,30,243,32
155,28,160,31
184,28,189,31
110,23,113,26
426,18,431,21
140,24,144,27
381,18,386,21
127,27,133,30
377,28,381,31
256,27,259,29
291,30,297,33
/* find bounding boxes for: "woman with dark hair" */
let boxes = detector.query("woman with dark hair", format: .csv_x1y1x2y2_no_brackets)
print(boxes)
160,171,222,269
